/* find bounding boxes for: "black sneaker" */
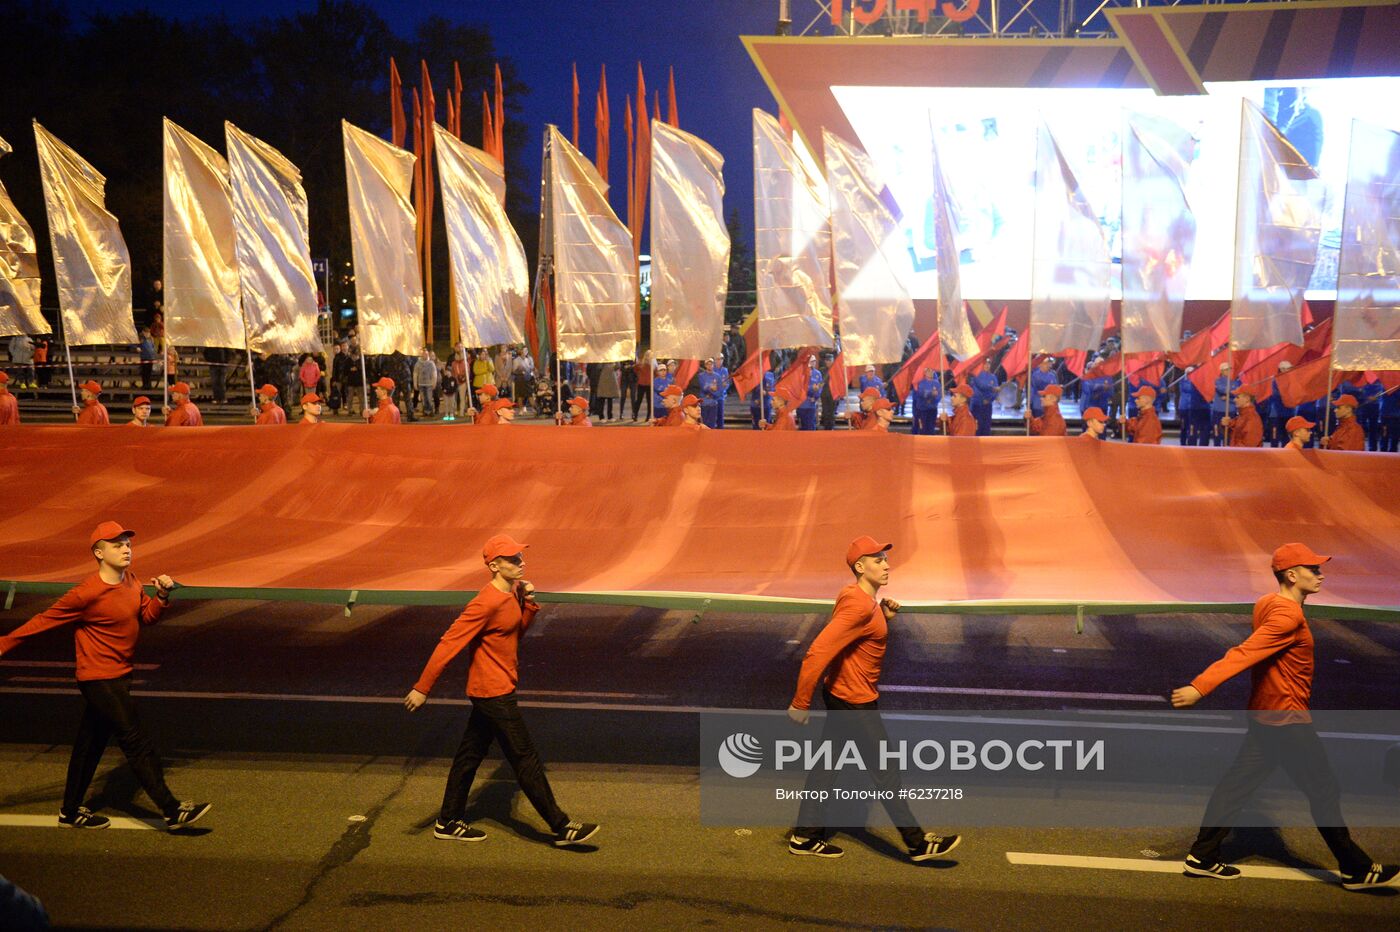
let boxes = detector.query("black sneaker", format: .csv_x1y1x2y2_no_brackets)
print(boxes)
58,807,110,829
165,802,212,831
553,821,600,847
909,832,961,862
433,819,487,842
789,835,844,858
1341,863,1400,891
1183,854,1241,879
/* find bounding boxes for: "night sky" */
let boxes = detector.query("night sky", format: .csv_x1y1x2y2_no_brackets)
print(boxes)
86,0,784,239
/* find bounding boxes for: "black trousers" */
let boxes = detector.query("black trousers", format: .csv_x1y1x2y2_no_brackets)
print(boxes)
1190,721,1371,874
64,675,179,818
440,693,568,832
793,691,924,849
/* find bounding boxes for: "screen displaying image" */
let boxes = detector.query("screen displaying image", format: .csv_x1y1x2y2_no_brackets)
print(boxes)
830,77,1400,301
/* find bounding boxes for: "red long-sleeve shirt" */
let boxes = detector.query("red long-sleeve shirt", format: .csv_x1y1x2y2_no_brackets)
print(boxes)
413,584,541,699
1322,417,1365,451
764,410,796,431
165,401,203,426
256,403,286,425
369,401,401,424
1030,409,1067,436
946,406,976,436
791,584,887,710
0,391,18,425
1191,593,1314,718
0,571,166,681
76,400,110,425
1126,408,1162,444
1229,407,1263,447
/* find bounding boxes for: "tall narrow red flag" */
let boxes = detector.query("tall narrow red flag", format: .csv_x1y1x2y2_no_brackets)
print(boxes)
571,62,580,148
827,353,849,401
421,61,437,343
893,332,944,402
482,91,494,154
631,64,648,274
624,95,635,243
775,349,818,402
595,64,609,183
390,58,405,148
412,87,425,278
1000,333,1030,383
672,359,699,393
733,350,770,400
493,64,504,162
452,62,464,140
667,67,679,128
653,91,661,124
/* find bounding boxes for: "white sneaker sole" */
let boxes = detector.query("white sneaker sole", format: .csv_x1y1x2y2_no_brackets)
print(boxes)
434,830,487,842
1183,861,1239,879
167,803,212,832
910,835,963,862
554,825,600,847
58,818,109,829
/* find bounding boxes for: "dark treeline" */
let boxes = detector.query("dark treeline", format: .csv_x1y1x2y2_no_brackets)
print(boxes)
0,0,533,342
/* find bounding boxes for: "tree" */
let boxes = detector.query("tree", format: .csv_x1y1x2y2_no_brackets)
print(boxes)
724,206,755,325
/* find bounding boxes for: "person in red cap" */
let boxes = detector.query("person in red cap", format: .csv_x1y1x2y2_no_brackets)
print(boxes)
941,384,977,437
562,396,592,427
1219,388,1262,447
1284,415,1314,451
405,535,599,848
72,380,110,425
681,393,708,430
1080,406,1108,441
127,396,153,427
843,387,881,430
1170,544,1398,890
491,397,517,424
0,371,19,425
299,393,323,424
0,522,211,832
868,397,894,433
786,536,962,863
649,383,683,427
163,382,203,427
467,382,500,424
253,384,286,425
1028,384,1066,436
364,377,400,424
764,385,800,431
1123,385,1162,445
1321,394,1365,451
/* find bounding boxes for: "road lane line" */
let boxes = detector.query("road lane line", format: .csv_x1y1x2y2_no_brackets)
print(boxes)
1005,851,1336,882
0,814,161,831
884,685,1167,703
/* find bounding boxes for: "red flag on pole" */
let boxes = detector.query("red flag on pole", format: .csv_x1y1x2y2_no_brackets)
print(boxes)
733,349,770,400
672,359,699,393
775,349,817,402
453,62,464,140
1167,311,1229,368
1274,353,1360,408
1188,360,1221,403
827,353,849,401
667,67,679,128
892,332,945,402
494,64,504,162
595,64,610,183
571,62,580,148
390,58,405,148
1000,333,1030,382
482,91,493,153
976,306,1009,351
624,95,635,241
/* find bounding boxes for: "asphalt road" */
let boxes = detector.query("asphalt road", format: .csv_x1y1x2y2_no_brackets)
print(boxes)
2,596,1398,930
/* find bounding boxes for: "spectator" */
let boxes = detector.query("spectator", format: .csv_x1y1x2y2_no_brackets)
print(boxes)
597,362,621,422
620,356,639,420
135,328,156,391
412,348,438,417
299,352,323,399
165,344,179,387
149,308,165,343
204,346,230,405
429,349,445,413
632,352,653,421
449,345,470,417
32,338,49,389
494,344,513,399
512,347,535,409
471,348,495,395
8,333,35,388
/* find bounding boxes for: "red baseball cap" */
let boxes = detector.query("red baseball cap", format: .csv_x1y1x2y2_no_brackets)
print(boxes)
1271,542,1331,572
1132,385,1156,399
132,396,152,407
257,383,278,397
0,371,9,383
372,376,395,391
567,396,589,411
860,387,881,398
661,384,684,397
952,384,973,398
171,381,191,395
482,534,527,563
1285,415,1315,433
1083,406,1108,421
492,397,516,409
1333,394,1358,407
870,397,893,412
1232,386,1254,397
301,392,321,405
845,535,892,568
89,521,135,548
1040,384,1063,397
682,393,701,408
477,383,499,397
79,380,102,394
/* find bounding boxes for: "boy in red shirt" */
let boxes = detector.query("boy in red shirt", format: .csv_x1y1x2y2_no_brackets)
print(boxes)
1171,543,1398,889
0,522,210,831
163,382,203,426
73,380,110,425
785,536,962,863
0,371,19,424
563,396,592,427
405,535,598,848
364,377,400,424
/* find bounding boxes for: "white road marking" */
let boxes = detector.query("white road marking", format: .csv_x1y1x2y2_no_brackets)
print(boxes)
1005,851,1336,883
0,814,161,831
883,685,1167,703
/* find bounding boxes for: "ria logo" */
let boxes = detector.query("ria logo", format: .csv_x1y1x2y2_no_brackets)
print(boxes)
718,732,763,778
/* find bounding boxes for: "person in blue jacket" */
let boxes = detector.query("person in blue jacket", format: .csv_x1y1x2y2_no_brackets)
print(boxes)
911,367,942,435
1029,356,1058,418
797,356,823,430
749,369,775,430
652,361,673,413
1125,372,1163,419
1260,361,1294,447
1357,379,1384,450
969,365,1000,435
1380,383,1400,453
859,365,885,397
1079,368,1113,417
697,358,723,429
1211,363,1241,446
714,357,732,430
1177,371,1208,446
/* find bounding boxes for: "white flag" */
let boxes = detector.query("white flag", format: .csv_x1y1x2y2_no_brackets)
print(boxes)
929,128,978,362
1334,118,1400,371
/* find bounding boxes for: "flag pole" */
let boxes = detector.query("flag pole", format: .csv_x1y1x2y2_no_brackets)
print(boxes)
1322,309,1338,443
60,312,77,410
162,336,170,413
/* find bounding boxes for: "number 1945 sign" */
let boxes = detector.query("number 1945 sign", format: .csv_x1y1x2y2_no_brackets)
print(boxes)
831,0,982,26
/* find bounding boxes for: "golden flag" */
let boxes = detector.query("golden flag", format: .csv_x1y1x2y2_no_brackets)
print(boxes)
343,121,423,356
434,124,527,348
649,121,729,361
1334,118,1400,371
824,129,914,366
33,122,134,345
225,122,322,355
753,109,833,350
0,133,46,336
163,119,242,348
549,125,636,362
